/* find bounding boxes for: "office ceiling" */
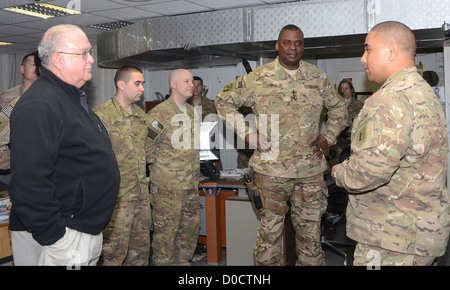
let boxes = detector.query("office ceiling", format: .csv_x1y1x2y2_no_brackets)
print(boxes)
0,0,302,55
0,0,445,66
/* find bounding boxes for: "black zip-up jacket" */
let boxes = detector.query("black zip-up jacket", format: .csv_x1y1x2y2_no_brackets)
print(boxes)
8,68,120,246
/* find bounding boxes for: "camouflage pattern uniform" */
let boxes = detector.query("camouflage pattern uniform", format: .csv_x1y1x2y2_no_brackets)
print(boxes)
187,95,216,121
0,85,24,109
0,85,25,170
147,97,200,266
334,67,450,266
345,97,364,127
328,97,364,167
216,58,347,265
93,97,151,266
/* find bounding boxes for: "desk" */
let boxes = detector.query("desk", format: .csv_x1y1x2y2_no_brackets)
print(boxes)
0,222,12,260
199,179,301,265
225,195,259,265
199,179,246,265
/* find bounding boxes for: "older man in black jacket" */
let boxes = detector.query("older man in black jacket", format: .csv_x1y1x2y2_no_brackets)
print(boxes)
8,24,120,266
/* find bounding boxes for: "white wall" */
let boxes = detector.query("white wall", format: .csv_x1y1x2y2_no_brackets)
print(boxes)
86,60,116,107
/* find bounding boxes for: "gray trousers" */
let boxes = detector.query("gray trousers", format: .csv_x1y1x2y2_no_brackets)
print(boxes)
11,227,102,267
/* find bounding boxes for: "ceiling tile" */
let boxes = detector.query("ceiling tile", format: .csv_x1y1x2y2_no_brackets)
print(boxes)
110,0,176,7
0,34,38,44
90,7,161,21
44,0,127,12
10,18,67,31
0,10,44,25
0,24,40,36
138,0,210,15
0,0,33,9
52,13,117,26
187,0,266,10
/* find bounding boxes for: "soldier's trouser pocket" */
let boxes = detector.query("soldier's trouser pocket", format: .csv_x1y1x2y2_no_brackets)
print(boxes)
254,173,290,215
293,174,328,222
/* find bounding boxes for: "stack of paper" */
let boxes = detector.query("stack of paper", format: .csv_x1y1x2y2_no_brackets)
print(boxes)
0,196,11,223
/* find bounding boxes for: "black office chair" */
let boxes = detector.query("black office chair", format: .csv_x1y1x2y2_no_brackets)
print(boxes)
320,147,355,265
320,189,354,265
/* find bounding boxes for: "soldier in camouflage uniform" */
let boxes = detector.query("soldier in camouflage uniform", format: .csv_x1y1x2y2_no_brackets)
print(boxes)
147,69,200,266
215,24,347,266
0,52,39,171
328,79,364,167
339,78,364,128
93,66,151,266
187,76,217,120
332,21,450,266
324,79,365,226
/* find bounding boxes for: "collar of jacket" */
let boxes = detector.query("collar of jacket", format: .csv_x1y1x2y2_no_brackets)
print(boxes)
167,95,195,117
111,96,141,118
39,67,88,105
380,66,417,90
274,57,308,80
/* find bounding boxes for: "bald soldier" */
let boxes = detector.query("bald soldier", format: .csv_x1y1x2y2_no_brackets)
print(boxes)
332,21,450,266
147,69,200,266
216,24,347,266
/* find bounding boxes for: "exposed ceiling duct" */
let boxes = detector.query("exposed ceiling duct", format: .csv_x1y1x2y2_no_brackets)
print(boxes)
96,0,447,71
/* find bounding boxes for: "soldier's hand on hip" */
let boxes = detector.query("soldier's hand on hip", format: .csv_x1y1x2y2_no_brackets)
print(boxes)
311,134,328,160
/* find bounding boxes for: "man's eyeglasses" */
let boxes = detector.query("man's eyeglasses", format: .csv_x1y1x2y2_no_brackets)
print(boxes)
57,49,93,60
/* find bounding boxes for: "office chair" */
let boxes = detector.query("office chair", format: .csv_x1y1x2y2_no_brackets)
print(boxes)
320,189,355,265
320,147,355,265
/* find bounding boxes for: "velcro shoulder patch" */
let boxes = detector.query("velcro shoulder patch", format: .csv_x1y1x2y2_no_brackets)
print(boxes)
353,113,371,148
0,105,13,137
148,119,163,139
0,114,8,135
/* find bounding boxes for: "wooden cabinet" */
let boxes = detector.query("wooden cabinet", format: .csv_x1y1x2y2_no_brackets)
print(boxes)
0,222,12,259
145,101,163,113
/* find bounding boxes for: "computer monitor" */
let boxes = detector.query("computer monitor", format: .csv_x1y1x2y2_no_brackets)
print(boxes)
199,121,219,160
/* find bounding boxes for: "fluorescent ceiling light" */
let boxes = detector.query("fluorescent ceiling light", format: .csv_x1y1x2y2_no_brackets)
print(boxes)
3,3,81,19
90,21,133,31
0,42,14,46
